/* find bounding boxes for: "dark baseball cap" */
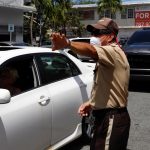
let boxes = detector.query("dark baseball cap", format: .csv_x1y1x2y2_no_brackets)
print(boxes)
86,17,119,35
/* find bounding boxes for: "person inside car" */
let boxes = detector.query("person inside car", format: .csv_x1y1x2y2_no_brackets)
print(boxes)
0,67,21,96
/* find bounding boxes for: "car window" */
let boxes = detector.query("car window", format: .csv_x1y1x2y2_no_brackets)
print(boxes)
0,55,37,96
36,53,81,85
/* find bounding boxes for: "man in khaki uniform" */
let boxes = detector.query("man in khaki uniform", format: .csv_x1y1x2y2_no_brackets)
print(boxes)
51,17,131,150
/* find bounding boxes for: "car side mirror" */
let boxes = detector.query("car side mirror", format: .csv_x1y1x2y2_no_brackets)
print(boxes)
0,89,11,104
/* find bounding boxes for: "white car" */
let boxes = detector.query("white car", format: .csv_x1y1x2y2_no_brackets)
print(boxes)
0,41,31,46
0,46,94,150
64,37,96,70
67,37,96,62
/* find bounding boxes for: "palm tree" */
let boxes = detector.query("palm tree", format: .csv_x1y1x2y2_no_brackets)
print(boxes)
97,0,122,18
24,1,36,45
33,0,53,46
57,0,72,35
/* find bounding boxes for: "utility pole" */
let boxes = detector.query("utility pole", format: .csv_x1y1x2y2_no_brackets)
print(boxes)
30,11,33,46
39,16,42,46
38,6,43,47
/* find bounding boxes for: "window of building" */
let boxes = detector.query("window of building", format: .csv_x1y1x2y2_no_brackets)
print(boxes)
99,11,105,18
79,10,94,20
111,13,116,19
121,8,134,19
99,10,116,19
128,8,134,18
105,10,111,18
121,8,127,19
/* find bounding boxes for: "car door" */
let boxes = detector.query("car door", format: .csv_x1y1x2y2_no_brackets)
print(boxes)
35,53,90,147
0,55,51,150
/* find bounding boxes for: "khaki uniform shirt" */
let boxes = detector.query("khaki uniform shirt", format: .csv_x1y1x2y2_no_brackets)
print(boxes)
90,43,130,109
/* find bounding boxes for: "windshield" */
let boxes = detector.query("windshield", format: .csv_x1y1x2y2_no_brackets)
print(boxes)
127,30,150,45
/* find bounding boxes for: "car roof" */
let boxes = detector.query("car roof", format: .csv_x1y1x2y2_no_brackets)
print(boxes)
69,37,91,43
0,46,58,63
135,29,150,33
0,46,92,61
0,46,93,73
70,37,91,40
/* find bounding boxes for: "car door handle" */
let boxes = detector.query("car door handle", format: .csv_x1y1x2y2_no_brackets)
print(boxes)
79,82,87,87
38,95,50,106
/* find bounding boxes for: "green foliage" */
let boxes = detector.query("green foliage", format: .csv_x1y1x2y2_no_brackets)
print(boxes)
24,0,84,42
74,0,96,4
97,0,122,15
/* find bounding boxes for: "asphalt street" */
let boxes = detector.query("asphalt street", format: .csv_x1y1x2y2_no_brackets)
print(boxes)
59,82,150,150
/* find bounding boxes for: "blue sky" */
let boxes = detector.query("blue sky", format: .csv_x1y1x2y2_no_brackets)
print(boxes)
122,0,150,2
73,0,150,3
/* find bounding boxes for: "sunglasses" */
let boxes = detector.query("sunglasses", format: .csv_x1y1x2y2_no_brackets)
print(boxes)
91,29,112,36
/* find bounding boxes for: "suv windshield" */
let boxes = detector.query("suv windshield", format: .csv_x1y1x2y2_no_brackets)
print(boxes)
127,30,150,45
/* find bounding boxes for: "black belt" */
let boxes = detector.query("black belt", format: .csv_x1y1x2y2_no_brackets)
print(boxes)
92,107,127,117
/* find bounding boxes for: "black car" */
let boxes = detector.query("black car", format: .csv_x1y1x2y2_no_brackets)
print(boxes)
123,28,150,81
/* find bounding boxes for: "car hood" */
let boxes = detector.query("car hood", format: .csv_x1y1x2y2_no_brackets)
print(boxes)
124,44,150,53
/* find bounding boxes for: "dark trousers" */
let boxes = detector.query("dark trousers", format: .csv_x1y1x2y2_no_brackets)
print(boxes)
90,107,131,150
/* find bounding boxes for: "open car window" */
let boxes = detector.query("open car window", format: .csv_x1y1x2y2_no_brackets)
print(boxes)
0,55,37,96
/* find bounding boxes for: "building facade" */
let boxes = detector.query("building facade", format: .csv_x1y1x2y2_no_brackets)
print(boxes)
0,0,35,42
73,1,150,40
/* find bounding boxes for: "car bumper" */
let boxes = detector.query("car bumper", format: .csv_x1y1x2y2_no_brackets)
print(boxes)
130,68,150,81
130,74,150,81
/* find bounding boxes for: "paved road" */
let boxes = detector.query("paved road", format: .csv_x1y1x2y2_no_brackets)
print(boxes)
59,82,150,150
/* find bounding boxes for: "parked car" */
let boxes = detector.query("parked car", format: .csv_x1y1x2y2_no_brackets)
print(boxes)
41,40,52,48
123,28,150,81
67,37,96,63
0,46,94,150
0,41,31,46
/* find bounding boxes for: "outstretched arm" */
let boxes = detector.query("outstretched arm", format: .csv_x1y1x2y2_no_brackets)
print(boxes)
51,33,98,59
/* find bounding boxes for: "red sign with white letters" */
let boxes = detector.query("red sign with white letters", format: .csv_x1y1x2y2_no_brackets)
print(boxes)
135,11,150,26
